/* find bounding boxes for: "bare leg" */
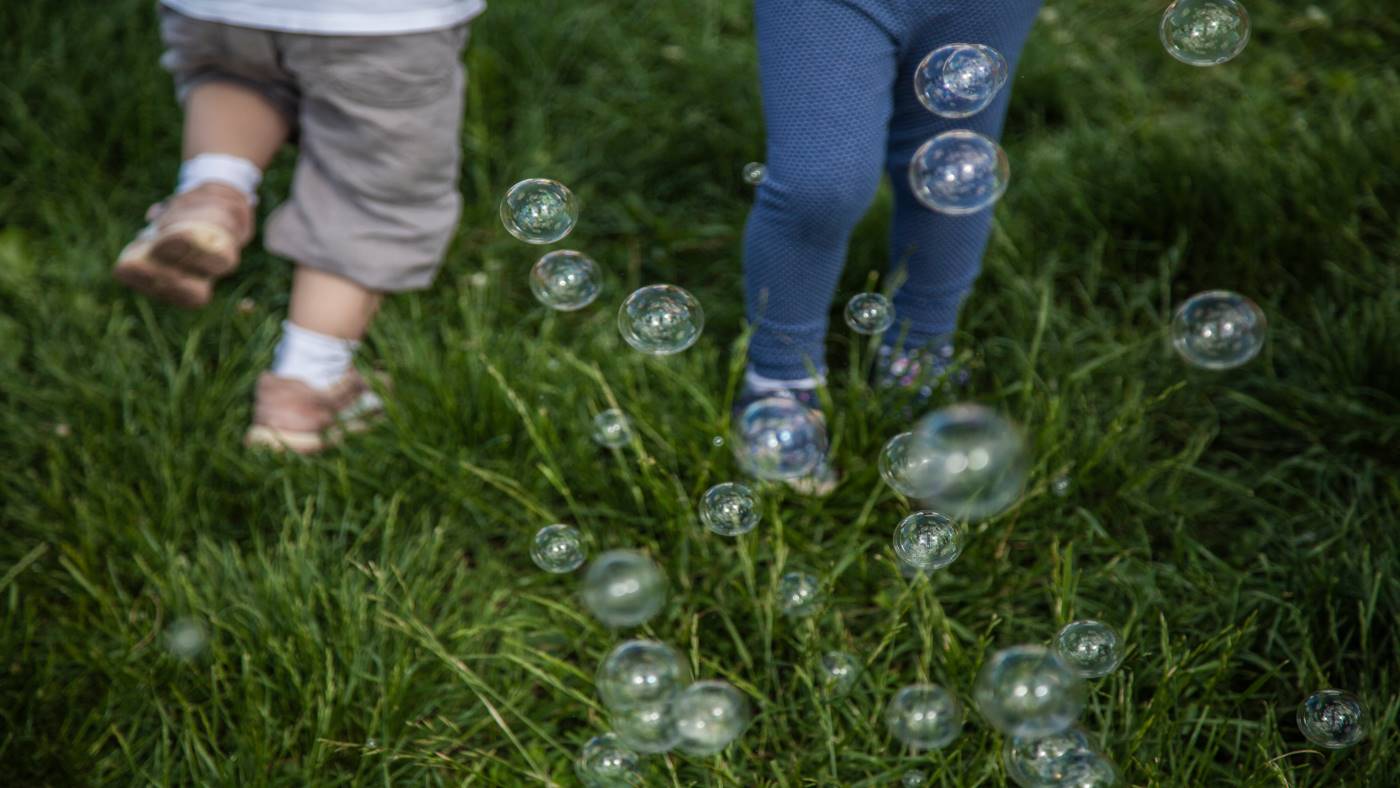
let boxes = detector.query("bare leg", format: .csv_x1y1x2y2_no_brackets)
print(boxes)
288,266,382,341
182,81,288,166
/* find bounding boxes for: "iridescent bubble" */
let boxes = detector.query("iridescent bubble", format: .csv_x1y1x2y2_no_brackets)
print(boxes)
612,702,680,754
575,733,643,787
911,404,1028,521
776,571,823,618
902,770,928,788
592,409,632,448
1160,0,1250,66
844,292,895,335
582,550,667,628
732,397,829,481
893,511,965,571
879,432,937,498
1170,290,1267,370
742,162,768,185
165,617,207,660
884,683,963,750
1056,749,1122,788
1297,689,1369,749
699,482,761,536
673,680,751,756
817,651,862,697
914,43,1009,118
974,645,1085,737
530,524,586,573
500,178,579,244
617,285,705,355
530,250,601,311
908,130,1010,216
597,639,690,711
1002,727,1095,787
1054,620,1124,679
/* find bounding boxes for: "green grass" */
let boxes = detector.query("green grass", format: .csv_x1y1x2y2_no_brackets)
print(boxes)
2,0,1398,784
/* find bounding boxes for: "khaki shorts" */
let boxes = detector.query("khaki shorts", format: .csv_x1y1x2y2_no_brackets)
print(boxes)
158,6,470,292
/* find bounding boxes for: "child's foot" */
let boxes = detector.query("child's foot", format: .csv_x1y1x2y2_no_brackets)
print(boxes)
113,183,253,308
244,369,385,455
874,342,965,413
734,373,838,497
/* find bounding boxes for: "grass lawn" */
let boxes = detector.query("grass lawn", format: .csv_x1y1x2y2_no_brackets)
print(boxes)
2,0,1398,784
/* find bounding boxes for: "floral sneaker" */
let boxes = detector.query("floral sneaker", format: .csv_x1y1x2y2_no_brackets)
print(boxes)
874,341,966,414
733,376,838,497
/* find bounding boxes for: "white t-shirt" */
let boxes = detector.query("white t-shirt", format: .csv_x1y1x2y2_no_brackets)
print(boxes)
161,0,485,35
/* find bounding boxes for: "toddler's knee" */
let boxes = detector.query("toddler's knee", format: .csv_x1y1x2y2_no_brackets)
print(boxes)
761,165,882,239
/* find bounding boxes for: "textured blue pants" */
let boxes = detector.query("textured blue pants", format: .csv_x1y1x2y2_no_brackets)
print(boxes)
744,0,1042,380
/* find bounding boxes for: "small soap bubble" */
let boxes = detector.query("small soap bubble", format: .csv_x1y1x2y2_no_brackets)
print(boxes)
914,43,1009,118
597,639,690,711
974,645,1085,737
1170,290,1267,370
1054,620,1124,679
884,683,964,750
901,770,928,788
817,651,862,697
618,285,705,355
893,511,965,572
592,409,633,448
530,250,601,311
733,397,829,481
776,571,823,618
582,550,667,628
1160,0,1250,66
530,524,586,573
844,292,895,335
612,702,681,754
500,178,579,244
711,435,725,448
879,432,937,498
673,680,751,756
1002,727,1094,787
908,130,1009,215
911,404,1028,521
165,617,208,660
1052,476,1072,497
1055,749,1121,788
699,482,761,536
742,162,768,185
576,733,643,787
1297,689,1368,749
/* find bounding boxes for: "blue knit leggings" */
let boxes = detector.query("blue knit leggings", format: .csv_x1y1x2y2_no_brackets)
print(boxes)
744,0,1041,380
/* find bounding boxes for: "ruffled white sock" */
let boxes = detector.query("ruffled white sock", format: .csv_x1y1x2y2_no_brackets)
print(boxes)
271,321,358,391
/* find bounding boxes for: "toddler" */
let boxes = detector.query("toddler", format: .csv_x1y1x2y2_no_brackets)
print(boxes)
114,0,483,453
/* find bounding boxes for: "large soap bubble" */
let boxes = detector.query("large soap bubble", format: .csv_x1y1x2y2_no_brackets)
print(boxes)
618,285,704,355
1002,727,1095,787
530,250,601,311
893,511,965,572
530,524,586,573
1160,0,1250,66
910,404,1028,521
885,683,963,750
575,733,643,787
596,639,690,711
914,43,1009,118
1297,689,1369,749
500,178,578,244
673,681,751,756
974,645,1085,738
732,397,829,481
699,482,761,536
1170,289,1267,370
908,130,1009,215
1054,620,1124,679
582,550,667,628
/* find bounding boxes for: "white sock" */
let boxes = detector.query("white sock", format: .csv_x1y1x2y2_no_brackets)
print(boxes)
744,368,823,392
176,153,262,204
271,321,358,391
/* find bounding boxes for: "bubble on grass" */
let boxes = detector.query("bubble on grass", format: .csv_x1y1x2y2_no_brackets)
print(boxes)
711,435,725,448
1002,727,1094,787
1054,620,1124,679
530,524,586,573
1052,476,1072,497
597,639,690,711
1297,689,1369,749
911,404,1028,521
879,432,937,498
699,482,761,536
673,680,751,756
733,397,829,481
974,645,1085,737
500,178,579,244
1160,0,1250,66
893,511,965,572
742,162,768,185
914,43,1009,118
776,571,823,618
844,292,895,335
612,702,681,754
1170,290,1267,370
165,617,207,660
530,250,602,311
908,130,1010,215
817,651,861,697
592,409,632,448
884,683,964,750
902,770,928,787
618,285,705,355
576,733,643,787
1055,749,1122,788
582,550,667,628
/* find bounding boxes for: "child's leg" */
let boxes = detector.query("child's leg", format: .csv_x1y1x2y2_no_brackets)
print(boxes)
182,81,289,167
743,0,902,384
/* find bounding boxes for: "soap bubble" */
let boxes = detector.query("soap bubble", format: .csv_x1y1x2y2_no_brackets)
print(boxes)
612,702,680,754
1160,0,1250,66
911,404,1028,521
776,571,823,618
592,409,633,448
908,130,1009,215
884,683,964,750
673,680,751,756
893,511,965,571
1297,689,1368,749
597,639,690,711
582,550,667,628
618,285,704,355
901,770,928,788
500,178,578,244
743,162,768,185
974,645,1085,737
879,432,937,498
1054,620,1124,679
1170,290,1267,370
699,482,761,536
817,651,862,697
914,43,1009,118
1052,476,1072,497
1002,727,1095,787
530,524,586,573
530,250,601,311
1055,749,1122,788
165,617,208,660
844,292,895,335
732,397,829,481
575,733,643,787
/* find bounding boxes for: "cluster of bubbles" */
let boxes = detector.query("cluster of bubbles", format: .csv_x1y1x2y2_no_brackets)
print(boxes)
1160,0,1251,66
